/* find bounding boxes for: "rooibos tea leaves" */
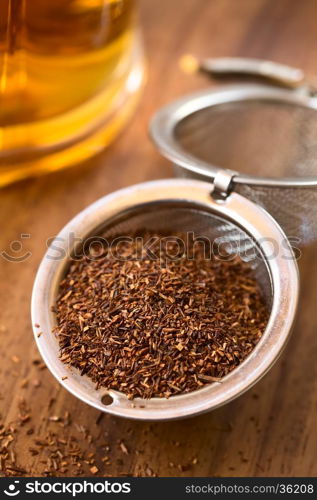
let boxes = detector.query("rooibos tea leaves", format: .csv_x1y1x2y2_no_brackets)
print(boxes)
53,232,269,399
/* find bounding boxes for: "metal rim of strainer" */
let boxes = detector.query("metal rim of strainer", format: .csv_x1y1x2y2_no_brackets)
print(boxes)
31,179,299,420
150,83,317,187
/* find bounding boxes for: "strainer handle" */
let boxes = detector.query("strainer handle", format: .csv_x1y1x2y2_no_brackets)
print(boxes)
189,57,306,89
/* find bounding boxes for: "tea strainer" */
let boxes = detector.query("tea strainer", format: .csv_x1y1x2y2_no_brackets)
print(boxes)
32,177,298,420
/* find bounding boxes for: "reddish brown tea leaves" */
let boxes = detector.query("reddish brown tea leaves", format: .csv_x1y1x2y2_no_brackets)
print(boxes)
54,233,268,399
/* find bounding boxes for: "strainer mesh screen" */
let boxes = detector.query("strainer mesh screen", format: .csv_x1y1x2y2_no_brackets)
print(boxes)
97,204,272,309
175,100,317,244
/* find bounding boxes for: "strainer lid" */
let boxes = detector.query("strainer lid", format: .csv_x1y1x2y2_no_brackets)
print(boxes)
150,82,317,188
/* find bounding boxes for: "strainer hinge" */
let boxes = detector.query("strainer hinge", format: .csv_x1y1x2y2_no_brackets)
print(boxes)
212,169,236,200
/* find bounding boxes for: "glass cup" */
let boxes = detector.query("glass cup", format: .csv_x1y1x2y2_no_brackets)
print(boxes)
0,0,144,186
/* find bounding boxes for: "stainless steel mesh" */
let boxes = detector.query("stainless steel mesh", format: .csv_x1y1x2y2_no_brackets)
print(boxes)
94,203,272,309
175,100,317,244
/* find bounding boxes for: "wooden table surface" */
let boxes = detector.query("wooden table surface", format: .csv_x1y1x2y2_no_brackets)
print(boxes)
1,0,317,477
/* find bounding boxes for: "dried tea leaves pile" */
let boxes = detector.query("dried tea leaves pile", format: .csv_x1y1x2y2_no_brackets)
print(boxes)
53,233,269,399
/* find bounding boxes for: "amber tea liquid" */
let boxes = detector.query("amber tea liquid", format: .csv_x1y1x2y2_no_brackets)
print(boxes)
0,0,143,185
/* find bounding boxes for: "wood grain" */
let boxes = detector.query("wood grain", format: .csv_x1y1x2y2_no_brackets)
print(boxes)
1,0,317,477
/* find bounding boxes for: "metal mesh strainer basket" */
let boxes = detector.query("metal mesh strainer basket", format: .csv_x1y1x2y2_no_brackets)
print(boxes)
150,80,317,245
31,180,298,420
